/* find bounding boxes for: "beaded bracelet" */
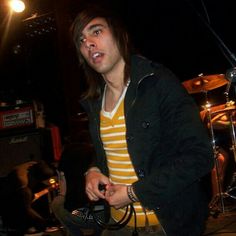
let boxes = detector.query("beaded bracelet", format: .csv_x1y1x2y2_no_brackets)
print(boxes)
127,185,138,202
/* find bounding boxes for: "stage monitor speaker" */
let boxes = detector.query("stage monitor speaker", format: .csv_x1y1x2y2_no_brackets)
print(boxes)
0,129,54,177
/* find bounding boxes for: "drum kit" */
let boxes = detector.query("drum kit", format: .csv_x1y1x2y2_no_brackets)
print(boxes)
182,73,236,214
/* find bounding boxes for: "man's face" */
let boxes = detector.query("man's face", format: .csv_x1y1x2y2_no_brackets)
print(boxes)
79,17,123,76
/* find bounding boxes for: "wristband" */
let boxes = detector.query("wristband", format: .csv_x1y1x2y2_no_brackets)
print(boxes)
127,185,138,202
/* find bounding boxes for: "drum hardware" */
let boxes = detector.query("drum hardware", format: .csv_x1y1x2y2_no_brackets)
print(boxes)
183,71,236,214
207,101,236,214
203,100,226,214
223,69,236,203
208,68,236,215
225,172,236,200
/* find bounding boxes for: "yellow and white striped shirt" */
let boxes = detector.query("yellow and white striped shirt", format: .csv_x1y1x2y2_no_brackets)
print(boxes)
100,86,159,227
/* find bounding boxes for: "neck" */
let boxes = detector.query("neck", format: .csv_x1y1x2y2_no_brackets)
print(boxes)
104,80,127,112
102,57,125,88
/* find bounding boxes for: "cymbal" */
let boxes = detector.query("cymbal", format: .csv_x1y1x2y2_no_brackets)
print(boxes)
211,105,236,115
182,74,228,94
211,107,236,129
200,103,236,129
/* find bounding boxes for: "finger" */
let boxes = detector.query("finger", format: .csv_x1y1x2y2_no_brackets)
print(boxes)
86,190,100,201
105,189,114,198
86,185,101,199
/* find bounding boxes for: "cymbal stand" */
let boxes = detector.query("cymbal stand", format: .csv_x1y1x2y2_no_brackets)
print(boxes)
224,83,236,200
225,112,236,199
205,98,226,214
209,69,236,214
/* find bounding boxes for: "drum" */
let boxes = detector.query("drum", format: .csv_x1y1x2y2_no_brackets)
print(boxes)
200,102,236,210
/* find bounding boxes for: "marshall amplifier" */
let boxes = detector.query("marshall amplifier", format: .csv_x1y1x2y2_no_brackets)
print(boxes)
0,128,57,177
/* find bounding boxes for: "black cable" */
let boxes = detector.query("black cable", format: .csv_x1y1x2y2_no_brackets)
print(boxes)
90,202,136,230
132,205,138,236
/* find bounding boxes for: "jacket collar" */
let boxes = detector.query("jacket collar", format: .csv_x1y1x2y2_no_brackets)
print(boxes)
130,54,156,85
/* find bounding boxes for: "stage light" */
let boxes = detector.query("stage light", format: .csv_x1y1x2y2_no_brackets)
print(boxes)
9,0,25,13
22,12,57,38
49,177,56,185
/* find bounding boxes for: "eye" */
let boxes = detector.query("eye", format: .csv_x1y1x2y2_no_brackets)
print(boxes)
93,29,102,36
79,37,86,45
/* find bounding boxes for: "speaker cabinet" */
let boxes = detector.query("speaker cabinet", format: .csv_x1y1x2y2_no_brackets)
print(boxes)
0,129,55,177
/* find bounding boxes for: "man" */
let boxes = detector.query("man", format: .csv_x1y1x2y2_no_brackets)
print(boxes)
71,4,214,236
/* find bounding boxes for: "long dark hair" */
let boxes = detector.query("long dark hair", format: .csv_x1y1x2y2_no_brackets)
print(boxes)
71,4,133,99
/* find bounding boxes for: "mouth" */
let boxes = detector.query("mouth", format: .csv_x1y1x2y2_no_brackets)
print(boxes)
90,51,103,63
92,52,101,59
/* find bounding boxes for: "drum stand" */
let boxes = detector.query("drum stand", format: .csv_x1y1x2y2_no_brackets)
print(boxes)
205,101,225,215
208,95,236,215
223,93,236,202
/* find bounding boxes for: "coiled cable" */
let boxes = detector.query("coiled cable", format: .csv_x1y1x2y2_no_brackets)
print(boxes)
89,202,138,235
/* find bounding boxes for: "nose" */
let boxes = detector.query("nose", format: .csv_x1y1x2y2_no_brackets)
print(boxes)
84,38,96,50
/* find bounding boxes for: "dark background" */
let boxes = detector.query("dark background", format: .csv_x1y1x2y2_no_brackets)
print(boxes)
0,0,235,141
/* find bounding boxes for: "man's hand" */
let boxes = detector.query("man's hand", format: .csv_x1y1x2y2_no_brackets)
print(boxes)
105,184,132,209
85,171,110,201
